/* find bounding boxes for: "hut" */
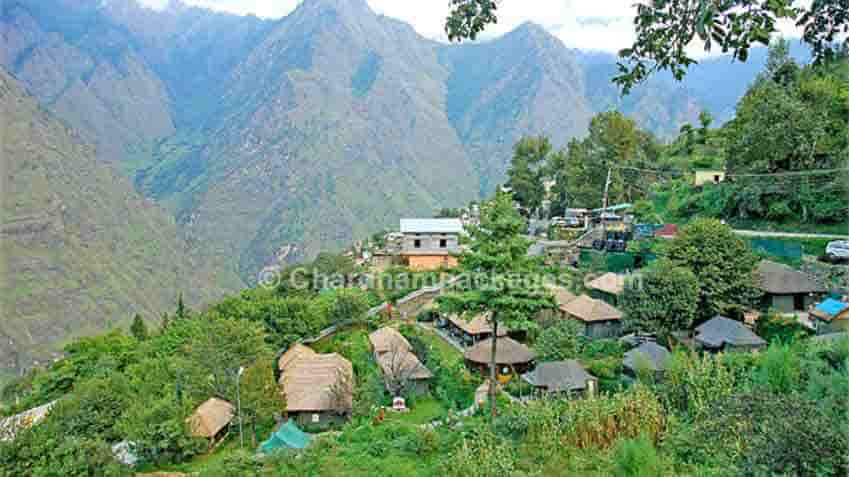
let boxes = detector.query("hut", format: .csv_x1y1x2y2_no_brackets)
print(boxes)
754,260,826,313
623,341,671,380
537,284,577,326
448,313,508,346
810,298,849,334
694,316,766,352
369,327,412,357
561,295,623,339
279,345,353,429
585,272,627,305
464,337,536,380
521,360,597,397
186,398,235,445
376,349,433,396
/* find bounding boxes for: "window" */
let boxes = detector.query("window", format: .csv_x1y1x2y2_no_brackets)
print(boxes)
312,414,320,423
414,239,421,248
714,174,721,183
439,239,447,248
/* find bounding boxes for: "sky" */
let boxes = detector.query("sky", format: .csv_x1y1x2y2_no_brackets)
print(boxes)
137,0,805,55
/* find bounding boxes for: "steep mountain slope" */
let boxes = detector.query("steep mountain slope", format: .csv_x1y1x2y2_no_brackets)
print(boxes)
440,23,594,196
0,69,241,376
1,0,176,169
138,0,479,278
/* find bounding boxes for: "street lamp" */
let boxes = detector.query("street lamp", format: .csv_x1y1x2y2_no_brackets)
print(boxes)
236,366,245,449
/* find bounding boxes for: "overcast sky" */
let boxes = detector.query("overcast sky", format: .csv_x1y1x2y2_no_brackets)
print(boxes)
137,0,804,55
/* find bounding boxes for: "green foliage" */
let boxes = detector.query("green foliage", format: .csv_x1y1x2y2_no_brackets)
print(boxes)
612,434,663,477
118,396,203,466
621,259,700,337
660,350,737,418
505,136,551,215
534,320,584,361
130,314,149,341
665,219,760,320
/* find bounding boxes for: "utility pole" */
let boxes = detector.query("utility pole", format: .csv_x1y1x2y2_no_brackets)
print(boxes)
237,366,245,449
601,167,612,251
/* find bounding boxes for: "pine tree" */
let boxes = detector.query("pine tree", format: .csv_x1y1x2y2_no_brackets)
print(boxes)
175,293,187,320
130,313,149,341
438,192,552,418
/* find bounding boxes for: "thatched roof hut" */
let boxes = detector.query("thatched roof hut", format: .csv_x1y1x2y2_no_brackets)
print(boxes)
186,398,234,439
464,337,535,366
695,316,766,351
369,327,412,355
376,350,433,381
561,295,623,322
449,313,508,337
585,272,627,297
279,352,353,413
521,360,596,394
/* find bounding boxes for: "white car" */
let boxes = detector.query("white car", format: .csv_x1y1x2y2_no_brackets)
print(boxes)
826,240,849,260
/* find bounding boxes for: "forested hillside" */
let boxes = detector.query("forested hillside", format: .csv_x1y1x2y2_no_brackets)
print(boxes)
0,69,241,379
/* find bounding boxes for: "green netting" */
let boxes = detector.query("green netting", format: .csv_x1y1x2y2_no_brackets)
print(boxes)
260,420,312,453
580,250,652,272
748,238,803,260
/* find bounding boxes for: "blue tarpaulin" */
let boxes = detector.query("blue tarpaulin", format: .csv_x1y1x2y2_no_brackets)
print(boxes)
815,299,848,318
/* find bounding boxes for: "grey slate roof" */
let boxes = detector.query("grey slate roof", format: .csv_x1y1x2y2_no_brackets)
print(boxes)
521,360,595,392
755,260,826,295
695,316,766,349
400,218,463,234
623,341,671,372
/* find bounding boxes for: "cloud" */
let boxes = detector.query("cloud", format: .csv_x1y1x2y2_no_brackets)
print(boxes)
135,0,804,55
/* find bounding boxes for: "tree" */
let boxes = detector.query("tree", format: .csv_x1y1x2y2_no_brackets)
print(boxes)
130,314,149,341
664,219,760,320
437,192,551,417
446,1,848,92
505,136,550,216
534,319,585,362
239,356,283,445
175,293,187,320
697,111,713,144
621,259,700,338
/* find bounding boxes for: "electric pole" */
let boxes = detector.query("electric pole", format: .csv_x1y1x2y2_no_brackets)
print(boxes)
601,167,612,251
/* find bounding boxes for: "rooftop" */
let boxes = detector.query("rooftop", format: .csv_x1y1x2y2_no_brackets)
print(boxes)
521,360,595,392
464,337,535,365
561,295,623,322
400,218,463,234
695,316,766,349
623,341,671,372
755,260,826,295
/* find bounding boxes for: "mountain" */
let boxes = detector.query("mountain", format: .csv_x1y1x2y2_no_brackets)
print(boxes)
0,68,242,379
0,0,781,304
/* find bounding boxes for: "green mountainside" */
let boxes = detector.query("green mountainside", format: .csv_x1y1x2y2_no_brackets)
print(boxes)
0,69,242,377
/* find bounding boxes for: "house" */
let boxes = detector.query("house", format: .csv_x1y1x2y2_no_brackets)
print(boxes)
521,360,597,397
399,218,463,271
694,316,766,352
537,284,577,326
654,224,679,239
464,337,536,380
585,272,628,305
278,345,353,429
755,260,826,313
0,400,56,442
560,295,624,339
376,349,433,396
186,398,234,445
810,332,848,344
369,327,412,356
447,312,508,346
623,341,671,380
810,298,849,334
694,170,726,187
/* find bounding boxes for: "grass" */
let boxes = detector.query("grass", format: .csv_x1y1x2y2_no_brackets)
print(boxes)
384,396,446,426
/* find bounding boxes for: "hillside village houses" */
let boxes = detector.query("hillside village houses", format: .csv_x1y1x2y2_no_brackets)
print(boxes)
186,398,235,448
754,260,827,313
560,295,624,339
369,327,433,396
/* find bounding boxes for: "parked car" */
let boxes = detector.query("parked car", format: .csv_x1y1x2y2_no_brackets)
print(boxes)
825,241,849,262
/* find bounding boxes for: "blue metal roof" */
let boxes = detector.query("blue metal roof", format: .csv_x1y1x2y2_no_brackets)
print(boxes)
815,299,848,317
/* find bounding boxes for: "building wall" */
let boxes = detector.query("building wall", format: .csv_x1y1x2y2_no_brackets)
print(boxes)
292,411,349,430
767,294,816,313
401,233,460,254
406,255,458,271
694,170,726,186
583,320,622,339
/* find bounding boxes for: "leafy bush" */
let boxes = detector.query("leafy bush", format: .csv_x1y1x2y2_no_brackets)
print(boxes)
612,434,663,477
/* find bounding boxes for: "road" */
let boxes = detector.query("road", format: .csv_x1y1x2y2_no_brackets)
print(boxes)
733,230,849,240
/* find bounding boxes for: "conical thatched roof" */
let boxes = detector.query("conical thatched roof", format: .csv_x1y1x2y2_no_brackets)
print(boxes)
464,337,535,365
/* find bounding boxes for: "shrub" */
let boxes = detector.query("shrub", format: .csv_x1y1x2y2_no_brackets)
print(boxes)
612,434,663,477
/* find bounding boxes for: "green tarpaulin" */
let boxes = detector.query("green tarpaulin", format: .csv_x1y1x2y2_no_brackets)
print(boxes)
259,420,312,453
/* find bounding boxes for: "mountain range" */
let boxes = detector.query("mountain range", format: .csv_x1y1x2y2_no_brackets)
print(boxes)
0,0,794,374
